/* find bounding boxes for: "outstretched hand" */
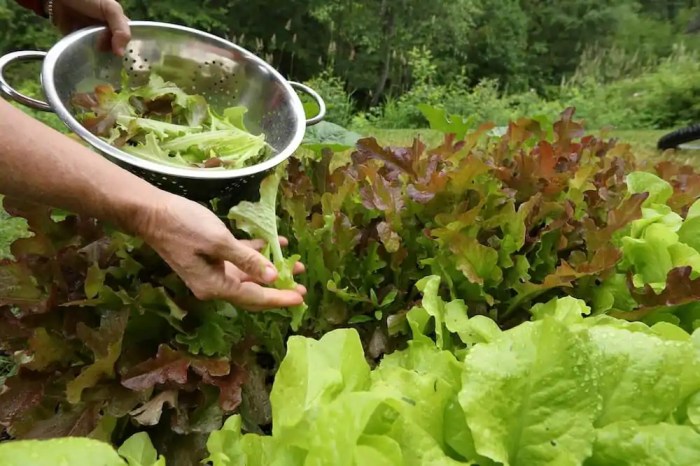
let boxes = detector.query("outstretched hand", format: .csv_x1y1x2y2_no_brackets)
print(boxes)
51,0,131,56
135,194,307,312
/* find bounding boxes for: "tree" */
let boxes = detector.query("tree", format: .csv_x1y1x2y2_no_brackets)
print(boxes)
462,0,529,91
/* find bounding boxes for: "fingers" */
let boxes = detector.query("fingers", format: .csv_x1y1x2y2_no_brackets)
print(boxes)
215,262,305,311
61,0,131,56
293,261,305,275
195,231,308,311
100,0,131,56
224,260,305,285
223,236,303,284
217,236,278,284
234,238,305,275
224,282,305,312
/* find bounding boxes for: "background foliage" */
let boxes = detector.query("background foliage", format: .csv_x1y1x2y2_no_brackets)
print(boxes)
3,0,700,131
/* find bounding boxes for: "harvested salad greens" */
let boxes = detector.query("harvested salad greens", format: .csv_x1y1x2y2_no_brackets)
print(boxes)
71,73,270,169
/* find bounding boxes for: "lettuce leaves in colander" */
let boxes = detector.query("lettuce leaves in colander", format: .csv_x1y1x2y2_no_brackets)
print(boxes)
71,73,270,169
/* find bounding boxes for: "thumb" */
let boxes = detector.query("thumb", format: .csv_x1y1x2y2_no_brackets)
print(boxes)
100,0,131,56
60,0,131,56
218,236,279,284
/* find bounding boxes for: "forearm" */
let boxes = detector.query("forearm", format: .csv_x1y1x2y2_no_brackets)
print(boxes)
0,98,166,235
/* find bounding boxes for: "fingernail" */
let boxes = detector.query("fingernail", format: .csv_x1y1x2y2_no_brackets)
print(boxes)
263,265,277,283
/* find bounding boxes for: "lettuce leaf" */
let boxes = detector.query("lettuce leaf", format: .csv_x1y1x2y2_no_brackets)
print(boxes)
458,317,599,466
121,133,191,167
228,171,308,329
586,422,700,466
200,293,700,466
203,328,465,466
618,174,700,293
448,300,700,466
585,319,700,427
0,438,127,466
0,433,164,466
118,432,166,466
626,171,674,207
270,329,371,445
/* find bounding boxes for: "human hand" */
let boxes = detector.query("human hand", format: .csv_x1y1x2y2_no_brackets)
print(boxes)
134,194,306,312
50,0,131,56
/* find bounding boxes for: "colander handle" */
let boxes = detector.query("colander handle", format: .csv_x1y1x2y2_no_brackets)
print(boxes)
289,81,326,126
0,51,52,112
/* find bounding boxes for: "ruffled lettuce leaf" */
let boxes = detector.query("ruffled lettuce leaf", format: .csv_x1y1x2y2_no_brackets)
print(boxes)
457,317,599,466
228,171,307,329
118,432,166,466
620,174,700,292
0,433,163,466
586,422,700,466
72,73,269,169
202,293,700,466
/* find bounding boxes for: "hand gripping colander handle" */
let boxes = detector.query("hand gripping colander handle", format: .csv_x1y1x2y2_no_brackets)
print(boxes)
0,51,52,112
289,81,326,126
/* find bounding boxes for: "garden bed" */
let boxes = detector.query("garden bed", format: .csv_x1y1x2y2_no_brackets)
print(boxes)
2,109,700,465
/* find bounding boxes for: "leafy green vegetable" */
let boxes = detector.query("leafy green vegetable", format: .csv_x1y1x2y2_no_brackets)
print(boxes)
0,437,128,466
118,432,166,466
302,121,362,153
203,326,463,466
9,302,700,466
72,73,270,169
0,433,166,466
200,294,700,466
418,104,477,140
587,422,700,466
228,170,307,329
627,171,674,206
459,317,598,466
5,109,700,464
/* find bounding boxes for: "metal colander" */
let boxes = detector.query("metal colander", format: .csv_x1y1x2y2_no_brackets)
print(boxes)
0,21,326,201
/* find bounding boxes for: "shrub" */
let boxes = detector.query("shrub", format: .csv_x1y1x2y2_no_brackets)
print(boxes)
558,44,700,130
302,69,355,128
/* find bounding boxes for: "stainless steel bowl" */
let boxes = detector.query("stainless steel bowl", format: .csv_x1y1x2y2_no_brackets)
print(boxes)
0,21,326,201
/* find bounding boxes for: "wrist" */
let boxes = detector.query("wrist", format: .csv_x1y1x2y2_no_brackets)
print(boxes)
102,180,172,240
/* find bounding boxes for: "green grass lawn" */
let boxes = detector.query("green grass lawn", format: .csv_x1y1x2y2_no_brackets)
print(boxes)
366,127,700,168
611,129,666,150
366,127,666,153
0,127,694,260
612,129,700,168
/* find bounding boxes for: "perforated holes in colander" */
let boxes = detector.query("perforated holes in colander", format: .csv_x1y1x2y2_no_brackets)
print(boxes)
194,59,240,104
128,166,148,180
122,48,152,83
261,109,285,150
224,181,241,192
146,172,164,188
